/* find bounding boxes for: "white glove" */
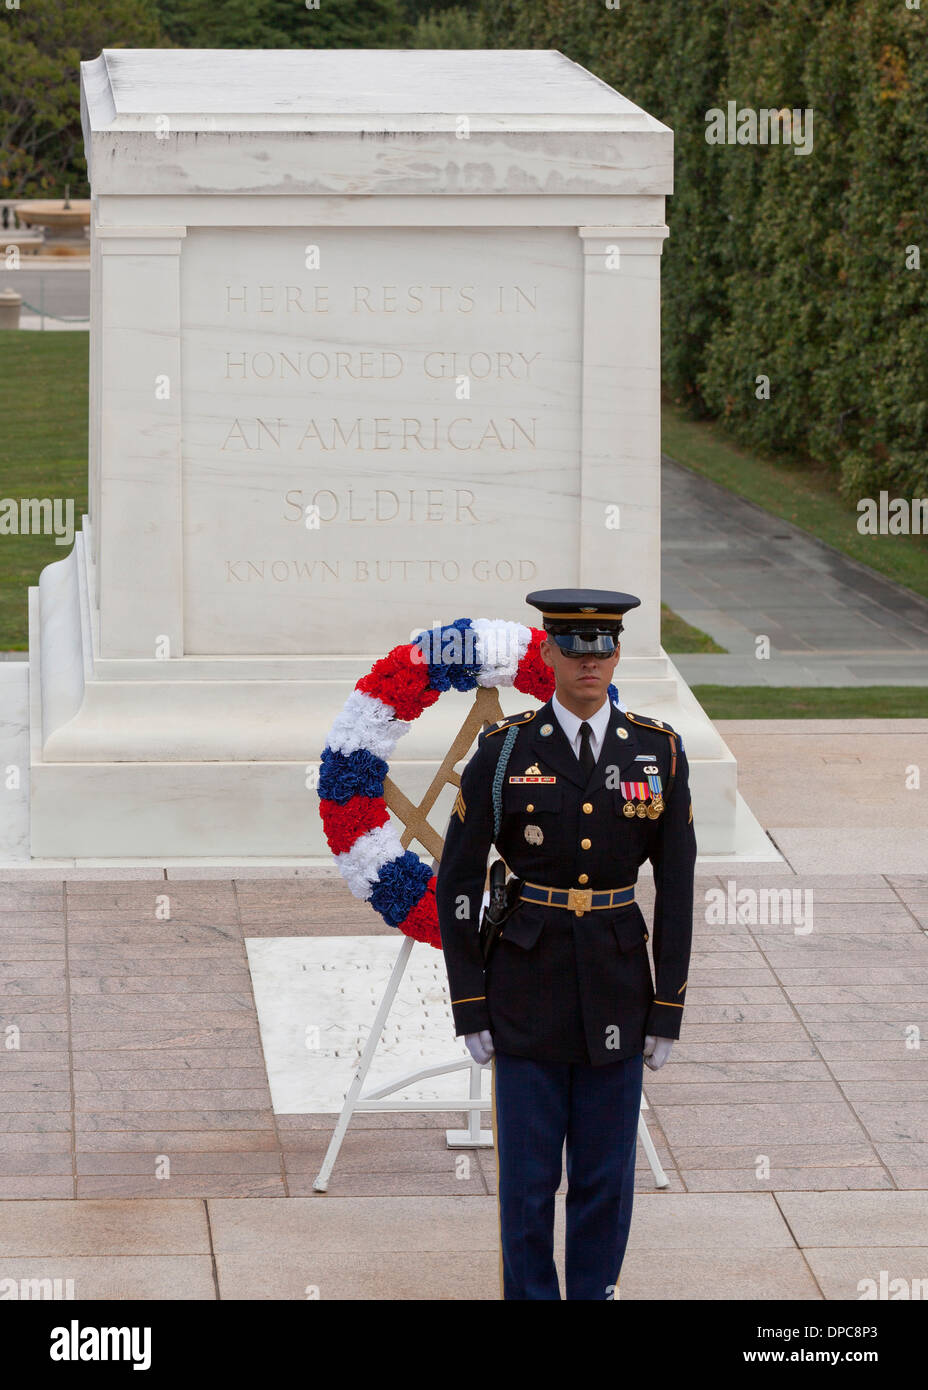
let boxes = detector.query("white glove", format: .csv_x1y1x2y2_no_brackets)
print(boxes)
643,1034,674,1071
465,1030,495,1065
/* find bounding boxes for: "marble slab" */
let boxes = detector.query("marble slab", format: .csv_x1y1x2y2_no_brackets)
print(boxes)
80,50,673,196
245,936,484,1113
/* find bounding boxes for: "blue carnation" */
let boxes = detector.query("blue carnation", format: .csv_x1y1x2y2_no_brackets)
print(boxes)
448,664,480,692
370,852,433,927
317,746,388,804
608,683,625,710
421,618,480,693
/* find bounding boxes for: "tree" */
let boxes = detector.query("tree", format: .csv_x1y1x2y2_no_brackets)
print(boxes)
153,0,411,50
408,6,487,46
0,0,166,198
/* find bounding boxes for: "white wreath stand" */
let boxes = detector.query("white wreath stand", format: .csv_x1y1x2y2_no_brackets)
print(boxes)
313,683,669,1193
313,932,669,1191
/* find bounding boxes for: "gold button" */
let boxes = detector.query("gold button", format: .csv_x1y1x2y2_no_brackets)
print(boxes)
526,803,534,812
578,874,589,885
580,838,591,850
582,802,593,814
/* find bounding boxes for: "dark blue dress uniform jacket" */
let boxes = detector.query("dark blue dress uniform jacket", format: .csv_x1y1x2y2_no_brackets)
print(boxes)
436,698,697,1065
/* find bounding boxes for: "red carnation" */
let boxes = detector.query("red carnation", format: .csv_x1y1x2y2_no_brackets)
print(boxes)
514,627,555,701
397,877,441,948
319,796,389,855
356,642,441,721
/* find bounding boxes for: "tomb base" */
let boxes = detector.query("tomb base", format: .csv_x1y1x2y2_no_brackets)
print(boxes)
28,529,774,861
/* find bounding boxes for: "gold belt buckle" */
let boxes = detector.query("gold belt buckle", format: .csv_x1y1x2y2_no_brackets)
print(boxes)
566,887,593,916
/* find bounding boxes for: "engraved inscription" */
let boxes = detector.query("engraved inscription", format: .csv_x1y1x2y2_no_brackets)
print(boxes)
219,417,537,452
180,227,581,654
223,559,539,584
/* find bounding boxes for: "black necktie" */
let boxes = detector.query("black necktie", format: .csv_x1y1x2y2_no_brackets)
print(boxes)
578,722,595,781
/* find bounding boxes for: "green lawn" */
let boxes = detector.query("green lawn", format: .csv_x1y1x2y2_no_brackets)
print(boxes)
0,330,88,648
662,399,928,601
660,603,726,653
694,685,928,719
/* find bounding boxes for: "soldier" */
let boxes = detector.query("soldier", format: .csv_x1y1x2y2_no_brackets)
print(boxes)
437,588,696,1300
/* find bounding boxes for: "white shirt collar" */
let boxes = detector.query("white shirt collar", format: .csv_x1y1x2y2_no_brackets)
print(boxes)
551,691,612,761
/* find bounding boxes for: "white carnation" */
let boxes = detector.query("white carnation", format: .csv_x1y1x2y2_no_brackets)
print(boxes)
335,822,405,899
325,690,411,760
472,619,532,687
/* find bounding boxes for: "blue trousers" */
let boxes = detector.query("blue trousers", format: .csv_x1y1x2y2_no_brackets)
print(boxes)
491,1049,643,1300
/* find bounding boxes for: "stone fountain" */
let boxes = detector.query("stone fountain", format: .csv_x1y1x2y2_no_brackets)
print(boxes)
12,186,90,256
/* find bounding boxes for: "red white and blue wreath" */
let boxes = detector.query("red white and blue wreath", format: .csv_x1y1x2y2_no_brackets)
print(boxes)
318,618,622,950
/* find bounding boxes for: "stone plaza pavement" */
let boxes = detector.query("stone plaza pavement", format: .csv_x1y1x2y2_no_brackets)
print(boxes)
1,720,927,1300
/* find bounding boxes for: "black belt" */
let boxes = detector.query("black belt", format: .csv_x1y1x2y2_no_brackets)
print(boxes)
519,882,635,917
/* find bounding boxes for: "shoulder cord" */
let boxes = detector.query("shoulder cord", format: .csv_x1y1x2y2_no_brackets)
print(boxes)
491,724,520,841
665,732,678,801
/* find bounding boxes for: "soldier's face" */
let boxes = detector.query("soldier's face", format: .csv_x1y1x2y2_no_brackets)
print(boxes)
539,637,620,707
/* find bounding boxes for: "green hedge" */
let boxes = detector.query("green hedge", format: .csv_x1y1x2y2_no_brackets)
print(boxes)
473,0,928,500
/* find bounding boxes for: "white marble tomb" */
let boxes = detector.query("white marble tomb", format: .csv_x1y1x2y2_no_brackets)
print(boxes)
27,49,770,858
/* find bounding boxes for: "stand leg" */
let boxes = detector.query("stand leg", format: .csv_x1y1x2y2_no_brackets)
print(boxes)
313,935,415,1192
638,1107,669,1188
445,1058,493,1148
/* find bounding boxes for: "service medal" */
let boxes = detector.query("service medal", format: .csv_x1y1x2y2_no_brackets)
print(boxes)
646,801,661,819
620,781,650,803
623,801,636,818
650,794,664,814
636,803,648,818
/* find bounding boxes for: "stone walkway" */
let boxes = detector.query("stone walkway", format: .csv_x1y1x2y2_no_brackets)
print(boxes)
2,849,926,1298
663,457,928,685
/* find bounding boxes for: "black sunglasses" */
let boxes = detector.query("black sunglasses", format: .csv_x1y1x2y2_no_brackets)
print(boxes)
549,630,622,658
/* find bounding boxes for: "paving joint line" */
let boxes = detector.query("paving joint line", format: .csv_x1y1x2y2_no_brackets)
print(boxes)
770,1190,828,1300
885,878,928,940
763,829,798,873
203,1196,221,1300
